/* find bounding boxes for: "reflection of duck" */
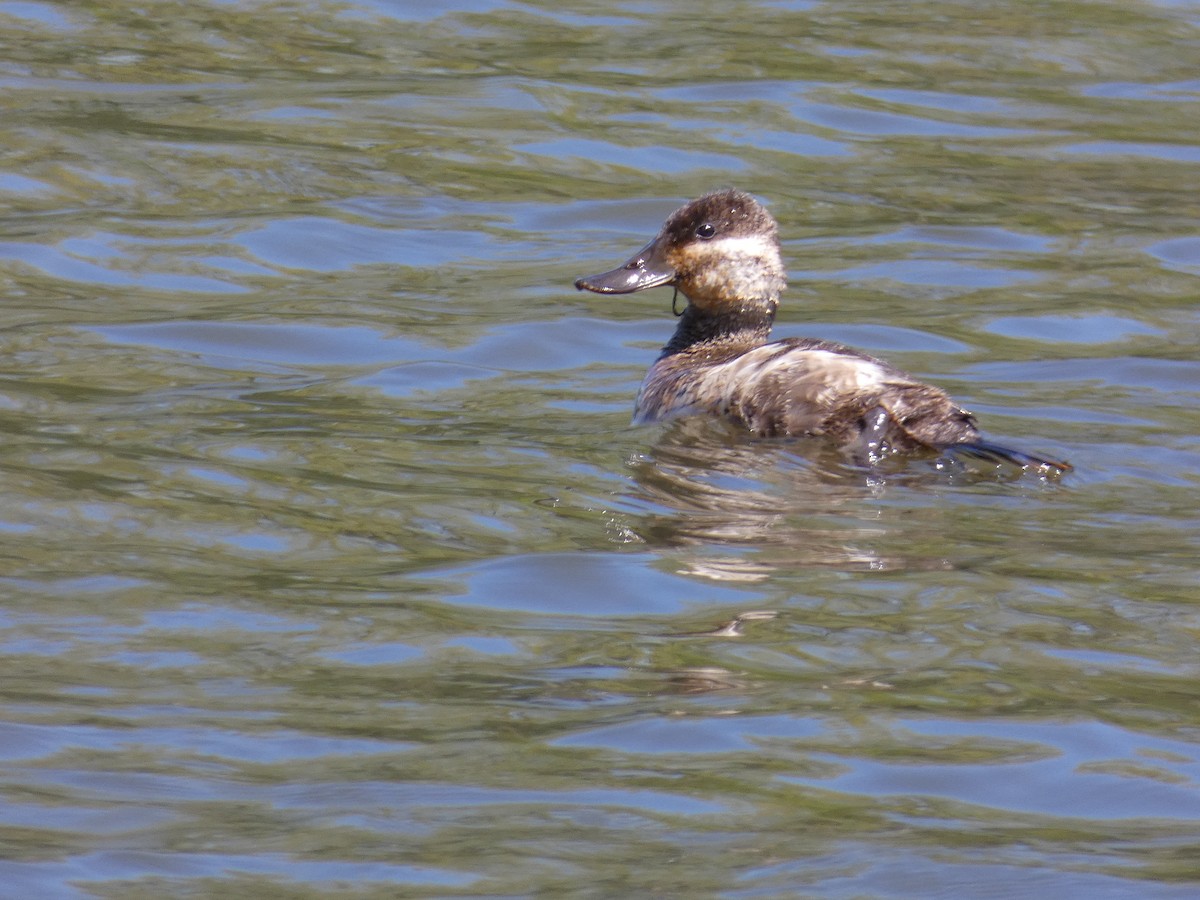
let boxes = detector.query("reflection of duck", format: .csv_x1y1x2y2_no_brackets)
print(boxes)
624,416,948,575
576,189,1070,475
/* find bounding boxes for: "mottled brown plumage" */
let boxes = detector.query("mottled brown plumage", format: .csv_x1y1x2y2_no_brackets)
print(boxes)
575,189,1070,474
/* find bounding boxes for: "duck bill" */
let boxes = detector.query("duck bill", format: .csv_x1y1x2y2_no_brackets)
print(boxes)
574,237,676,294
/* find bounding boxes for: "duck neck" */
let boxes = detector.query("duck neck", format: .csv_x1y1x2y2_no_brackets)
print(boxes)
661,299,777,356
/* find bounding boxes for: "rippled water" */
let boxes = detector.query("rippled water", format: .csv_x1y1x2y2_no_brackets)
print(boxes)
2,0,1199,896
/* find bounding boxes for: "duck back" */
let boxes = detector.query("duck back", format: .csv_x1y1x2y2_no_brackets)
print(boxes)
636,337,979,450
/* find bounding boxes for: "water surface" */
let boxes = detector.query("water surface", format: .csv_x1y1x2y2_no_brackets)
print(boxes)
1,0,1199,896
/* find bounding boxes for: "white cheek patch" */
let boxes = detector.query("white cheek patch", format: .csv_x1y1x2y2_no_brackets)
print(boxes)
675,234,777,268
705,235,777,259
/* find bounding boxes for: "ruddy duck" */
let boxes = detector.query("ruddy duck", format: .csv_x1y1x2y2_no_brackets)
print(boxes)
575,189,1070,474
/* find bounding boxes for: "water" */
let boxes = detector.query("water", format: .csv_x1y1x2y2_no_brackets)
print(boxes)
1,0,1199,896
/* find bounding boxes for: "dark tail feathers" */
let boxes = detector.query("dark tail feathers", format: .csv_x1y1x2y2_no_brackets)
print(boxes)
943,440,1072,475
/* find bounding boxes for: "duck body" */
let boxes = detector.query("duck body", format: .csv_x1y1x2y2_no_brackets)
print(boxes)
634,334,978,451
575,189,1069,474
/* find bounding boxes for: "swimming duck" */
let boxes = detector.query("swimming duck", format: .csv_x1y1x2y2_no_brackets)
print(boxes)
575,189,1070,474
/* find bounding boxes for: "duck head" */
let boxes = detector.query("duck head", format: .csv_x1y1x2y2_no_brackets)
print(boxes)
574,189,787,315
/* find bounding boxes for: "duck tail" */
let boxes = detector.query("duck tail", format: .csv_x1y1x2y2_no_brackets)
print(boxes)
942,440,1072,475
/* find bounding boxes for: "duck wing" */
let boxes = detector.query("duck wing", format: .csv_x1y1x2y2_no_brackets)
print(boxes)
634,337,1069,472
699,338,976,445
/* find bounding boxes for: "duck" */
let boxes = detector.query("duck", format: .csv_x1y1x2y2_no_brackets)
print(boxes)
574,189,1070,475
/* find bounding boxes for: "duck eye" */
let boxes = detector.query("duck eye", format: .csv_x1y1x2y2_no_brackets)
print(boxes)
696,223,716,239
